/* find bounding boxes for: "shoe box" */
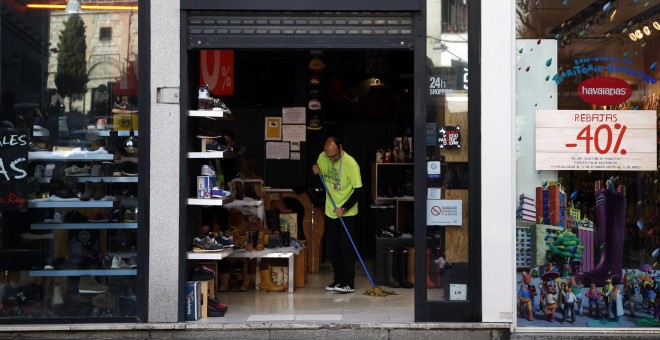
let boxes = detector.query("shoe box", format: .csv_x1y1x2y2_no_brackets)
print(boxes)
197,176,217,198
184,280,210,320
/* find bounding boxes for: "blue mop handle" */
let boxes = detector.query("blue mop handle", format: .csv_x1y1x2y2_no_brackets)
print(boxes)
318,173,376,288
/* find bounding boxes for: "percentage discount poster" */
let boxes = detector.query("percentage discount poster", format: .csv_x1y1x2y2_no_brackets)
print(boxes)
200,50,234,96
535,110,657,171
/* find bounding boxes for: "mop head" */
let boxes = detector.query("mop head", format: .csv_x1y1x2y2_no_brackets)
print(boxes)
364,286,398,296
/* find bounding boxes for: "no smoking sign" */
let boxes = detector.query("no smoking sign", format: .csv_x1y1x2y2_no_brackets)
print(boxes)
426,199,462,226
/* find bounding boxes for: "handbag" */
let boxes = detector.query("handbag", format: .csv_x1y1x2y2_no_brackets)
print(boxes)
306,185,325,207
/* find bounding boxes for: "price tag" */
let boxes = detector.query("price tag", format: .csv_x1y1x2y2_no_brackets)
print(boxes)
449,284,467,301
535,110,657,171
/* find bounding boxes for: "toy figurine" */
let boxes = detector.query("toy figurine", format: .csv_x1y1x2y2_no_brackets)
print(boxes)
623,270,637,317
611,284,624,321
601,278,614,318
528,284,538,315
560,286,578,323
531,266,539,279
644,281,657,314
585,283,602,318
567,276,584,315
543,285,559,322
518,283,534,321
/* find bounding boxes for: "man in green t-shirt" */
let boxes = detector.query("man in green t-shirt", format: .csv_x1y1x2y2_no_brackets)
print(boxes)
312,135,362,293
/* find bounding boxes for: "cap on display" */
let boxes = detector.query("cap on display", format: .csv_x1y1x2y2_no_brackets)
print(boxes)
308,99,322,110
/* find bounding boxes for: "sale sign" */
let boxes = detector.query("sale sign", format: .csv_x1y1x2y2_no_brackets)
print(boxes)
0,128,29,210
535,110,657,171
200,50,234,96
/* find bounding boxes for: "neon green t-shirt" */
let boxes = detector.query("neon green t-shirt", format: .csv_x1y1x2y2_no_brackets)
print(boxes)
316,150,362,218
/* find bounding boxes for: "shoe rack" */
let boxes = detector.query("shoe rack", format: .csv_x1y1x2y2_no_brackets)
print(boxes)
26,148,139,277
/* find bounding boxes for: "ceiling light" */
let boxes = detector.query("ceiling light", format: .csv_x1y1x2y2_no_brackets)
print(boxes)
635,29,643,39
653,21,660,31
643,26,651,35
65,0,81,14
609,9,617,21
629,33,637,41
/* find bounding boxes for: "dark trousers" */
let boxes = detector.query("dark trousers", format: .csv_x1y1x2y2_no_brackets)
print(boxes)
325,215,357,286
562,301,575,322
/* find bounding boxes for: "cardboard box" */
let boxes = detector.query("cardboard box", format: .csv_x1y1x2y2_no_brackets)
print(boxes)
197,176,217,198
200,280,209,319
184,281,201,321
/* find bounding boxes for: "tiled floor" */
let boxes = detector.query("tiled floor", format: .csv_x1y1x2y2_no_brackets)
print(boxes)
193,261,415,324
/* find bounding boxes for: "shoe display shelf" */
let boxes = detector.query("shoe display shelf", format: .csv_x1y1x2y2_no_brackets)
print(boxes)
33,130,139,137
185,247,234,260
28,151,114,161
28,269,137,277
371,162,415,231
37,176,138,184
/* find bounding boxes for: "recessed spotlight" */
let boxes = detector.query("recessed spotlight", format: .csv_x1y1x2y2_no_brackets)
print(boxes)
635,30,643,39
653,21,660,31
643,26,651,35
629,33,637,41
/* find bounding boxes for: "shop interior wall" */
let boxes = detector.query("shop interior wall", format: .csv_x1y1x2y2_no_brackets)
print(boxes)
188,49,414,255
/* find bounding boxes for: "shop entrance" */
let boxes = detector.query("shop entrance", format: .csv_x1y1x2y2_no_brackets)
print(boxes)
182,9,420,323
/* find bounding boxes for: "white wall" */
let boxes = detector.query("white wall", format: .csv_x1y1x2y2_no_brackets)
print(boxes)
148,0,181,322
481,0,515,323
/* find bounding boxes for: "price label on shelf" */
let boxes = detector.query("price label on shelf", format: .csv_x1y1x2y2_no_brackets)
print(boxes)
535,110,657,171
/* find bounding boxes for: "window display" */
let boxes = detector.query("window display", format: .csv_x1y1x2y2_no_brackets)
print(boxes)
0,2,141,321
515,0,658,328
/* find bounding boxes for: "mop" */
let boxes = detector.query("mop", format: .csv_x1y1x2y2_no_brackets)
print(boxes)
318,174,397,297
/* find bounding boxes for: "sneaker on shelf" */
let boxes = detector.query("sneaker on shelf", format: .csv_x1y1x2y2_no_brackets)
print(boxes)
121,161,138,176
201,164,215,176
211,98,232,114
111,208,123,222
44,163,56,177
111,96,138,114
196,128,223,139
89,210,111,222
192,236,224,252
210,187,230,198
215,232,235,248
334,284,355,293
90,164,102,177
53,211,64,223
96,118,108,130
65,164,91,176
124,208,137,222
206,140,231,152
79,275,109,294
111,255,128,269
127,256,138,268
34,165,45,178
307,115,322,130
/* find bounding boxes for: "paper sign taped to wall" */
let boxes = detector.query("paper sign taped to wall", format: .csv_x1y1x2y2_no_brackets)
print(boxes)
426,199,462,226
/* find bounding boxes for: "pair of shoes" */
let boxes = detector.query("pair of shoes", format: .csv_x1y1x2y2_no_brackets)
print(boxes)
81,180,106,201
112,96,138,114
307,115,322,130
378,226,402,238
334,284,355,293
206,140,231,152
198,84,232,114
121,161,138,176
208,302,227,317
192,236,224,252
124,208,137,222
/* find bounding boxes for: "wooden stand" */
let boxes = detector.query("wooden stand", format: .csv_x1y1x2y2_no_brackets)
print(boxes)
263,190,324,273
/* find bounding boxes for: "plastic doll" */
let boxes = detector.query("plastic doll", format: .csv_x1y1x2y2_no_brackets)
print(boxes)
601,278,614,318
623,273,637,317
543,285,559,322
644,281,657,314
528,284,538,315
567,276,583,315
611,285,624,321
518,283,534,321
531,266,539,279
585,283,602,318
561,286,578,323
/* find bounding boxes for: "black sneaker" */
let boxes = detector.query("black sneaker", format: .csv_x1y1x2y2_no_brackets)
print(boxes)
208,302,226,317
334,284,355,293
325,281,340,292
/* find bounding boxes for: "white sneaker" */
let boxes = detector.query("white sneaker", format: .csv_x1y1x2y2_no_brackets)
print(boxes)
111,255,128,269
44,163,56,177
34,165,45,178
201,164,215,176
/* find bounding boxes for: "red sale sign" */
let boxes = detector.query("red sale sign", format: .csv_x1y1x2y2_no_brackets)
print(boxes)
200,50,234,96
535,110,657,171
